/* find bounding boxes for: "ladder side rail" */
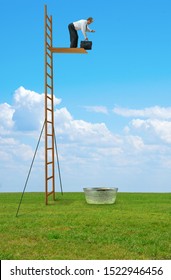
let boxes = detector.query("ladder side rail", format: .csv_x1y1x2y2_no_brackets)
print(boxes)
44,5,48,204
50,14,55,201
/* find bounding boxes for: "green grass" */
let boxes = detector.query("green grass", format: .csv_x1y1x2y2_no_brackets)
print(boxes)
0,192,171,260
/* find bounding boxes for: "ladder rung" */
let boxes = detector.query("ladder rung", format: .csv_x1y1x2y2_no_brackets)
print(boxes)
46,24,52,32
47,108,52,112
47,176,53,181
47,161,53,165
46,15,52,23
47,84,52,89
47,62,52,69
47,95,52,100
47,73,52,79
47,133,53,136
47,148,53,150
47,120,53,124
47,191,54,197
46,42,51,49
46,32,52,41
46,52,52,59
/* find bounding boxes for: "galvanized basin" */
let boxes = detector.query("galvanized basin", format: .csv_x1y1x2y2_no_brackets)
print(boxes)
83,187,118,204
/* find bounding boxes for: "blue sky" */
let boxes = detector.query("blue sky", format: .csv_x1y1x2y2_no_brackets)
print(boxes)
0,0,171,193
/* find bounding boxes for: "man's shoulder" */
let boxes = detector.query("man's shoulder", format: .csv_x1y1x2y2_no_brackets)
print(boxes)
77,19,87,24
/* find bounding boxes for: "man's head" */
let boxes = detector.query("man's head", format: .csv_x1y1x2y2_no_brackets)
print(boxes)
87,17,94,25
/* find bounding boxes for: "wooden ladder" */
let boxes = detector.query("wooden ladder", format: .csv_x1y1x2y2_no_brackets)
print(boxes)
44,5,88,204
44,5,55,204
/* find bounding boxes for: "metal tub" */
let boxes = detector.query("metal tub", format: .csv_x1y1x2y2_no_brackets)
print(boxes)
83,187,118,204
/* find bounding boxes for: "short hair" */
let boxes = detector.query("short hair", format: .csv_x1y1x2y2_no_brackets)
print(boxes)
87,17,94,23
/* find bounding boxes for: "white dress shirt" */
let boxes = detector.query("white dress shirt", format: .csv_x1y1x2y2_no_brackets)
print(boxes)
73,20,91,39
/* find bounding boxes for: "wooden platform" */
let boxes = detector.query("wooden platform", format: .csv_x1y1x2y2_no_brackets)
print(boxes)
49,47,88,54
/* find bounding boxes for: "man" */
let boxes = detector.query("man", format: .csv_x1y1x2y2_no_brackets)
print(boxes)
68,17,95,48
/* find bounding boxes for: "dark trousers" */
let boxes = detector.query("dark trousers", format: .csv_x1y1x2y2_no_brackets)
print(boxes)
68,23,78,48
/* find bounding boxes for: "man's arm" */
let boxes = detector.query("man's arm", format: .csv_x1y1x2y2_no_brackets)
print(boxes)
81,22,88,39
86,25,95,33
81,21,95,40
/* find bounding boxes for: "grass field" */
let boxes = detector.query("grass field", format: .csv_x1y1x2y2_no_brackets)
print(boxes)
0,192,171,260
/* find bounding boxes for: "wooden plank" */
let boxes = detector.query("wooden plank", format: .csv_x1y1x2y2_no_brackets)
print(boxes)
49,47,88,54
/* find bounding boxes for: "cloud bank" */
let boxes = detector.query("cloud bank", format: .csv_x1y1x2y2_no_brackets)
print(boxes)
1,87,171,192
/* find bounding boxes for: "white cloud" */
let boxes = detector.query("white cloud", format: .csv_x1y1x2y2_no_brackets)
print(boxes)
113,105,171,119
1,88,171,192
0,136,34,168
131,118,171,144
13,86,61,131
126,135,145,151
14,86,61,107
84,105,108,114
113,105,171,144
54,107,121,147
0,103,15,134
0,86,62,133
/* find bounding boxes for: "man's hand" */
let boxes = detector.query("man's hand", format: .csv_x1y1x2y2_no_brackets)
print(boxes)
85,38,88,40
91,30,95,32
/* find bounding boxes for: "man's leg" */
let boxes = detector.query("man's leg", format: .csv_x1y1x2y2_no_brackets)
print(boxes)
68,23,78,48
